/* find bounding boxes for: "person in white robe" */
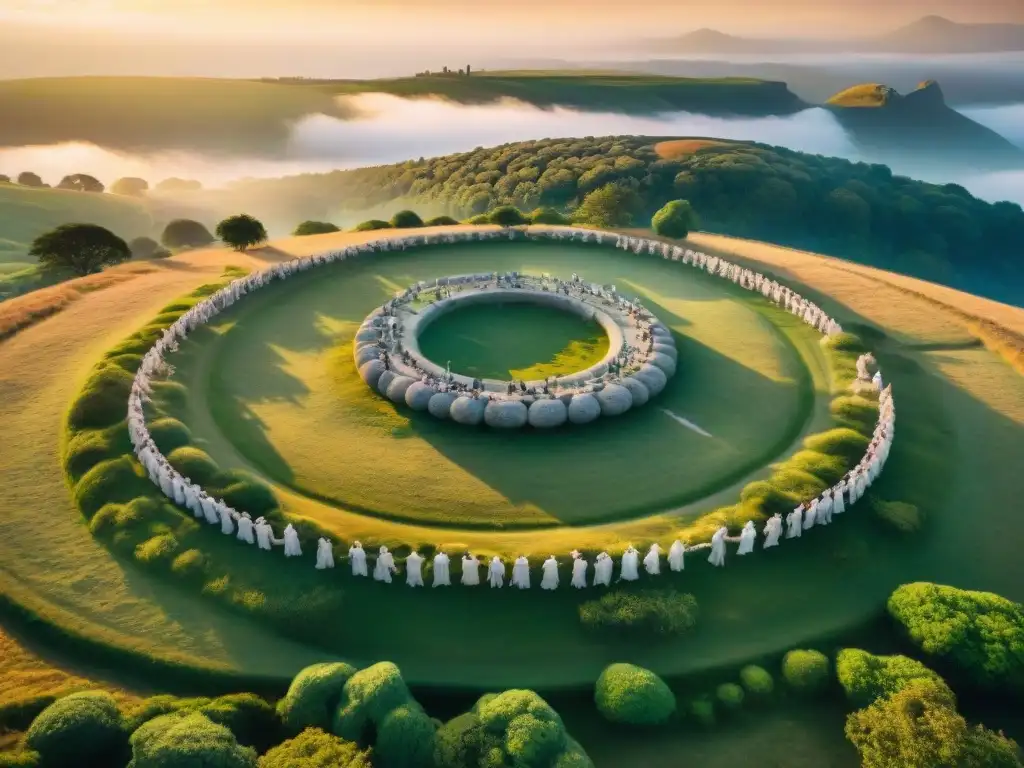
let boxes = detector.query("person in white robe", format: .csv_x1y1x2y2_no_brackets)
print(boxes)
643,543,662,575
461,553,481,586
540,556,559,590
236,513,255,545
763,514,783,548
349,542,368,576
570,551,588,589
315,538,334,569
432,551,451,587
201,495,220,526
374,545,396,583
171,475,185,506
405,551,424,587
254,518,273,551
817,492,834,525
511,555,530,589
488,556,505,588
593,552,613,586
619,546,640,581
833,482,846,514
736,521,756,555
283,524,302,557
708,526,728,567
803,499,818,530
219,505,235,536
872,371,883,390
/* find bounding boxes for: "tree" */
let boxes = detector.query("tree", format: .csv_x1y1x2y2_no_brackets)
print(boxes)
160,219,215,249
17,171,45,187
488,205,528,227
155,178,202,193
29,224,131,276
216,215,267,252
0,174,10,184
57,174,105,193
292,221,340,237
651,200,698,239
573,183,642,228
129,236,170,259
111,177,149,196
389,210,424,228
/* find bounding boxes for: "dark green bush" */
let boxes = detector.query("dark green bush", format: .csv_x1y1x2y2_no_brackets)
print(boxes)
529,207,570,225
278,663,358,734
24,691,126,768
504,712,564,766
803,428,870,463
128,711,256,768
423,216,460,227
687,698,715,728
785,450,848,485
769,468,828,501
782,650,830,695
123,695,214,733
198,694,279,752
67,364,134,430
830,395,879,435
258,727,371,768
578,589,698,637
739,481,796,517
651,199,698,239
739,665,774,700
835,649,945,708
715,683,744,712
135,533,180,566
887,583,1024,694
433,712,483,768
332,662,414,743
465,214,491,225
389,210,424,228
65,428,118,480
871,498,925,533
89,501,143,537
148,418,193,454
375,704,436,768
488,205,528,227
353,220,391,232
150,382,189,411
212,478,278,516
166,446,220,485
108,353,145,374
292,221,340,237
170,548,207,580
594,663,676,726
74,456,149,518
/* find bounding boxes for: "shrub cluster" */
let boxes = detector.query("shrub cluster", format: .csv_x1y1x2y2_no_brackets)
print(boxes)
24,691,126,768
835,649,945,707
594,663,676,727
578,589,698,637
781,649,830,695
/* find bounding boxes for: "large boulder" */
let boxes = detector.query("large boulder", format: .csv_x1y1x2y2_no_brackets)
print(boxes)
484,400,528,429
355,326,379,344
596,384,633,416
450,396,486,426
359,360,386,388
620,377,649,407
376,370,398,396
386,375,416,404
354,345,380,367
567,393,601,424
633,364,667,397
651,325,672,340
649,353,676,377
652,342,677,361
528,399,568,428
427,392,457,419
404,382,435,411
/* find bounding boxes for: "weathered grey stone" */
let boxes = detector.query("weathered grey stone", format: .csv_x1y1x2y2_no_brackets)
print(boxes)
653,342,677,361
386,375,416,404
567,393,601,424
649,352,677,377
596,383,633,416
634,364,668,397
376,370,397,396
528,398,568,428
359,359,386,388
620,376,650,406
356,326,379,343
587,363,609,379
651,324,671,339
450,396,486,425
484,400,528,429
355,345,380,367
427,392,457,419
405,381,436,411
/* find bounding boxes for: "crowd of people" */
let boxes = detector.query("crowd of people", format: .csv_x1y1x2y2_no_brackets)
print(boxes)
126,226,891,590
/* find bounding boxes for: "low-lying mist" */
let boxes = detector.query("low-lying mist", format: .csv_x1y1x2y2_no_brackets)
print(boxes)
1,93,1021,205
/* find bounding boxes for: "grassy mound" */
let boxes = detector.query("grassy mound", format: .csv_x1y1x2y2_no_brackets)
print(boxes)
781,650,830,695
594,663,676,727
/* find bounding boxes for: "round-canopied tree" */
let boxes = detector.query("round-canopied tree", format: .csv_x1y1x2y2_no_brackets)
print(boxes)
216,214,268,252
17,171,45,187
111,177,149,196
488,205,528,227
57,174,105,193
651,199,698,239
292,221,340,237
160,219,214,249
30,224,131,276
128,236,170,260
423,215,459,227
573,183,642,229
389,210,424,229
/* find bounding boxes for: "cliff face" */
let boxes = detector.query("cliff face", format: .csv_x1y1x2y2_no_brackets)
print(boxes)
826,80,1024,171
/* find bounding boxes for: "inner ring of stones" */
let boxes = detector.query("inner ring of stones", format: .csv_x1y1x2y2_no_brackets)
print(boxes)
354,273,678,429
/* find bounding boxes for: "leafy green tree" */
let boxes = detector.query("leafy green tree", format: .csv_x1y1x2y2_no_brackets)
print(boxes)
292,221,340,237
488,205,528,227
17,171,44,187
353,219,392,232
836,649,946,707
29,224,131,276
0,174,10,184
594,663,676,726
216,214,268,252
258,728,371,768
651,199,698,238
160,219,214,249
111,177,149,196
573,183,642,228
57,174,105,193
390,210,424,228
424,215,460,226
129,236,169,259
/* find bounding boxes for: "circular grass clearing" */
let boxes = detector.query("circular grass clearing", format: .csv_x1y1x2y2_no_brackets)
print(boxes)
416,300,610,381
171,242,821,530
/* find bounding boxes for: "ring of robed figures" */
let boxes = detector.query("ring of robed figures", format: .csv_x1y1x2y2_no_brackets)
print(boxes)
353,272,678,429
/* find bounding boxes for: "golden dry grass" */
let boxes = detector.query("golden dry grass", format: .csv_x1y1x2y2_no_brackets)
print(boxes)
654,139,735,159
825,83,891,107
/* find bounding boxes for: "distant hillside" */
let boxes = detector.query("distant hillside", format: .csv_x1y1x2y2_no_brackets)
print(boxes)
826,81,1024,172
223,136,1024,304
652,15,1024,55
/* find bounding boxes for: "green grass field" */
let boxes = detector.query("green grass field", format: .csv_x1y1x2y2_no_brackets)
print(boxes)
416,301,609,381
0,227,1021,704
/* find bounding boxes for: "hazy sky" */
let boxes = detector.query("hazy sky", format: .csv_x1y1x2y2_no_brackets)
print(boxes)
4,0,1023,41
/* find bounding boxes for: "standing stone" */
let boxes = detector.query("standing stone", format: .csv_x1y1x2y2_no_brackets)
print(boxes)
359,359,386,388
528,398,568,428
596,384,633,416
567,393,601,424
